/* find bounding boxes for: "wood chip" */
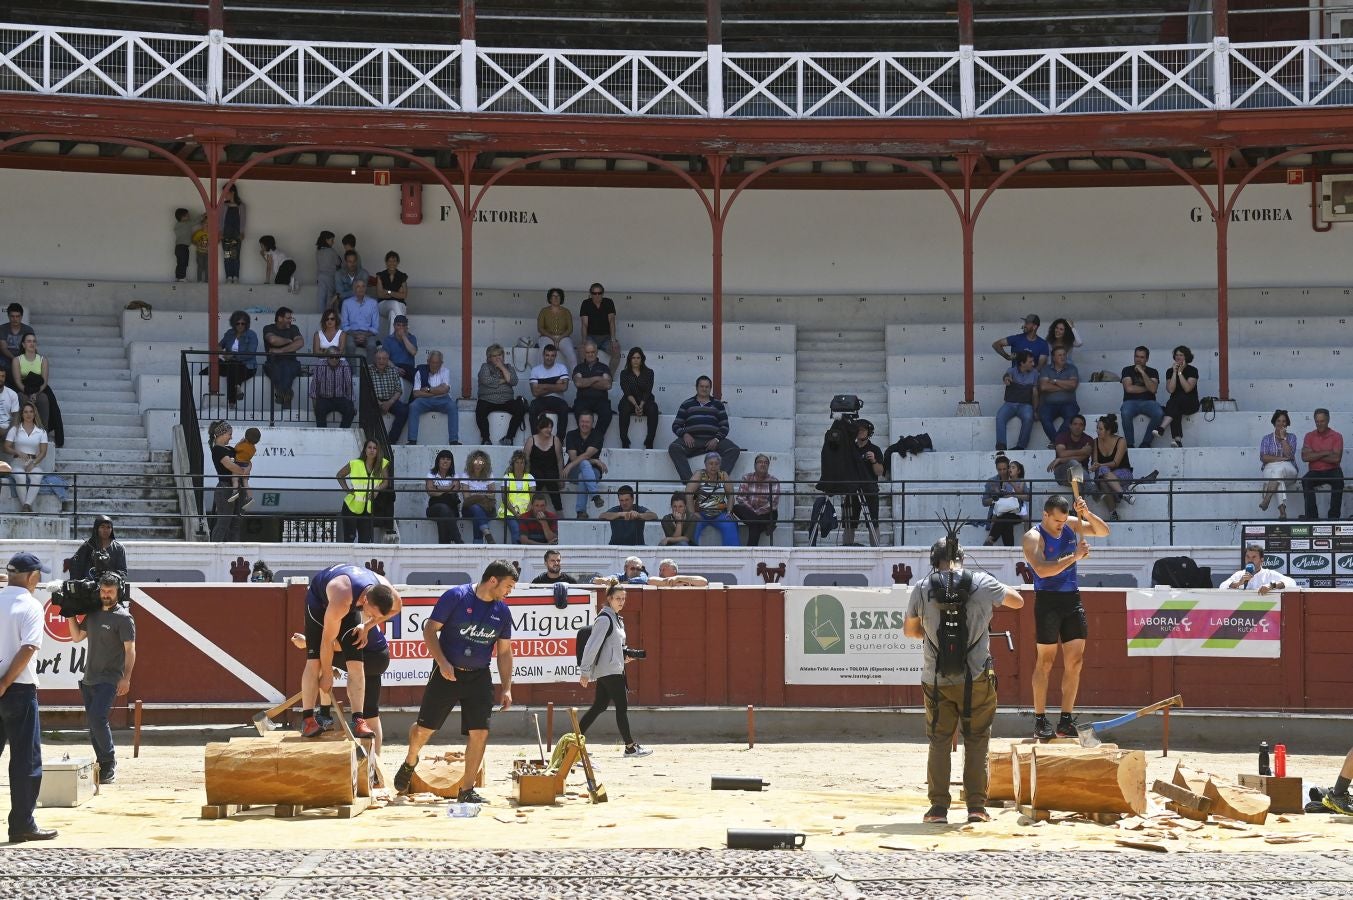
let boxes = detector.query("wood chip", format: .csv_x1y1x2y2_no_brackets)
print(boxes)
1115,838,1168,852
1213,817,1250,831
831,827,846,836
1118,817,1146,830
1263,833,1316,844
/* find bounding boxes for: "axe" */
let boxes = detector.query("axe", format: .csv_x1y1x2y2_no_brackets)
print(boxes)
252,691,303,735
1076,695,1183,748
331,698,369,762
1066,461,1086,527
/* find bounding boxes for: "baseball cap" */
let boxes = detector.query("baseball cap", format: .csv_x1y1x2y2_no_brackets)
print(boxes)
1023,314,1040,325
393,314,409,325
7,552,51,574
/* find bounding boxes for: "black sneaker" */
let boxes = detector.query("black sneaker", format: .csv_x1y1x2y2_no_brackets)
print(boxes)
1055,716,1079,738
922,805,948,824
99,770,116,785
457,787,487,804
1033,716,1055,741
393,762,416,794
1324,789,1353,816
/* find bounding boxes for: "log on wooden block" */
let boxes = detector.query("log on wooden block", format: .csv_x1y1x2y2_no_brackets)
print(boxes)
1151,779,1214,816
1030,747,1147,816
1011,743,1119,805
1203,779,1270,825
204,740,356,807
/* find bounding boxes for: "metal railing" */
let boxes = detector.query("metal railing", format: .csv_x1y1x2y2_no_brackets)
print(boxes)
182,348,372,429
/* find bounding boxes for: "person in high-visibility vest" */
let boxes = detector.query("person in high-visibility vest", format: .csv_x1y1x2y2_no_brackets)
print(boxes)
499,450,535,544
337,437,390,543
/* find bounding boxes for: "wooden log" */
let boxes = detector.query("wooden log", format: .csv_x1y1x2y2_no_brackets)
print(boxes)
408,752,486,798
204,740,356,807
988,750,1015,802
1151,779,1214,816
1010,743,1118,805
1172,763,1211,795
1030,747,1147,816
1203,779,1270,825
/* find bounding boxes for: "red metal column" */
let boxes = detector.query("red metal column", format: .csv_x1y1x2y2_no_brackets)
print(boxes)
1213,0,1229,38
1212,146,1231,400
706,0,721,43
960,153,977,404
709,155,726,395
207,0,224,32
957,0,974,45
205,141,221,390
457,149,475,397
460,0,476,41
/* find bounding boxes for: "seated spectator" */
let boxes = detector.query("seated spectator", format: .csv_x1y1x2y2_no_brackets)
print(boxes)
1258,409,1297,520
1153,345,1199,448
1091,414,1147,521
686,452,739,546
374,251,408,335
5,401,48,513
309,351,355,428
659,492,695,546
1301,408,1344,521
262,306,303,407
1037,346,1079,447
563,412,606,519
1008,460,1031,530
600,484,657,546
525,414,565,512
369,349,409,443
648,559,709,587
981,455,1021,547
459,449,498,544
528,344,572,429
536,288,577,371
1119,345,1164,448
518,494,559,545
1223,544,1293,595
407,350,458,446
500,450,535,544
668,375,740,482
618,347,659,450
217,311,258,407
476,343,526,446
995,350,1038,451
314,230,341,314
572,340,613,438
312,309,344,356
0,367,18,433
532,548,576,584
385,314,418,382
580,282,621,361
593,556,649,585
1045,317,1082,362
342,234,362,270
10,332,59,447
425,449,463,544
733,453,780,547
335,248,370,301
340,280,380,366
992,314,1050,369
1,303,34,371
1047,414,1093,488
257,235,298,293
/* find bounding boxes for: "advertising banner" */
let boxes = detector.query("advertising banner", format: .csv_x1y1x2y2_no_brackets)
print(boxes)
1126,589,1280,658
784,587,923,685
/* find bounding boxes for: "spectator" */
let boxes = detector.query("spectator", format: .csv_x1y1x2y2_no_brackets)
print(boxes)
340,280,380,366
337,437,390,544
563,411,607,519
1119,345,1164,448
572,340,613,438
475,343,526,446
1008,460,1032,531
577,579,652,759
648,560,708,587
1301,407,1344,521
1045,318,1082,361
995,350,1039,452
525,415,565,512
314,230,341,314
4,402,47,513
217,312,258,407
231,426,261,508
385,315,419,382
1,303,34,371
257,235,298,293
1090,414,1133,520
659,492,695,546
1037,346,1079,447
527,344,571,429
686,452,739,546
593,556,649,585
842,419,884,547
500,450,535,544
341,234,362,272
518,494,559,545
536,288,577,371
172,207,193,282
618,346,659,450
192,213,210,282
1152,345,1199,448
459,449,498,544
369,349,409,443
600,484,657,545
981,455,1022,547
69,514,128,581
1223,544,1293,594
531,548,575,584
207,420,248,540
1258,409,1297,520
375,251,409,334
335,249,369,300
425,449,463,544
11,333,51,428
668,375,740,482
407,350,458,446
309,351,355,428
733,453,780,546
1047,414,1093,488
0,367,20,432
580,282,620,361
992,314,1050,369
262,307,303,407
312,309,344,356
220,185,244,283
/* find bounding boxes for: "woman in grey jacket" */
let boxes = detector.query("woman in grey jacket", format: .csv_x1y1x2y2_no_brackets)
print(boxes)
578,579,652,758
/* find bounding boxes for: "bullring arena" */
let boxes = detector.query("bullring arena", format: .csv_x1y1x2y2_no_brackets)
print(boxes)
2,1,1353,897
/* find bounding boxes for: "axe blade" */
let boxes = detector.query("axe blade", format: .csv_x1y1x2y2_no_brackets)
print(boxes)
1067,461,1086,485
252,711,282,736
1076,723,1102,748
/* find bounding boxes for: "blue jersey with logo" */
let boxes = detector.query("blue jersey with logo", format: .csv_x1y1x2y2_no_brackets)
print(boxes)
306,564,380,616
364,625,388,653
429,583,513,670
1033,523,1078,591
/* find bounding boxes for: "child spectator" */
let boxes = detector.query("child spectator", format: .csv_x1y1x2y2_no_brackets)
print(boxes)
191,214,210,282
258,235,299,293
172,208,193,282
230,426,261,508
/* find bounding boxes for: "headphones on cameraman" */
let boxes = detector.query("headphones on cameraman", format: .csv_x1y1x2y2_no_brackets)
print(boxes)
930,538,964,568
855,418,875,438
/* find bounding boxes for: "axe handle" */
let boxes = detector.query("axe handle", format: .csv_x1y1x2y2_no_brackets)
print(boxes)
257,690,304,722
1092,695,1184,734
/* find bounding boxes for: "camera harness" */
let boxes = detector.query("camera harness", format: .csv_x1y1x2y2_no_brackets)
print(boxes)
924,511,982,731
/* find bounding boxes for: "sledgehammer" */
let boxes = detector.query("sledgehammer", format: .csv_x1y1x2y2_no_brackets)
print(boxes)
1076,695,1183,748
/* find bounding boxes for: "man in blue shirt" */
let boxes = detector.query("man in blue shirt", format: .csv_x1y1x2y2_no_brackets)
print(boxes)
394,559,517,803
340,279,380,366
992,314,1050,370
384,314,418,381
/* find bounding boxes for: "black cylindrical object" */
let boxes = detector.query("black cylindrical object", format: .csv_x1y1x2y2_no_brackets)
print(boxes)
711,775,769,792
726,828,805,850
1259,741,1271,776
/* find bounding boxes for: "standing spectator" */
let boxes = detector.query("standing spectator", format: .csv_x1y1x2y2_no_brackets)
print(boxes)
841,419,884,547
257,235,298,293
981,455,1021,547
531,549,576,584
525,415,565,512
1258,409,1298,519
340,280,379,366
580,282,621,361
459,450,498,544
1152,345,1199,448
1045,318,1082,361
499,450,535,544
262,306,303,407
66,574,136,785
600,484,657,545
563,411,607,519
4,403,47,513
172,208,193,282
314,230,341,314
571,340,613,438
1047,414,1093,488
1119,345,1164,448
0,368,20,432
407,351,458,446
659,492,695,546
0,304,34,372
996,350,1039,451
578,580,652,758
425,449,463,544
335,249,370,300
192,213,210,282
69,515,127,581
475,343,526,446
312,309,344,356
0,551,57,842
536,288,577,371
1301,408,1345,521
385,314,418,382
1037,346,1079,447
217,311,258,407
992,314,1050,369
310,352,355,428
518,494,559,545
686,452,739,546
618,347,659,450
11,333,51,428
219,185,245,283
527,344,571,429
369,349,410,443
733,453,780,546
375,251,409,334
336,437,390,544
207,420,248,540
668,376,740,482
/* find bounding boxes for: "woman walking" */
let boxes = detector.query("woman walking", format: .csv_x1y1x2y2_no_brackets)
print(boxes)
578,579,652,758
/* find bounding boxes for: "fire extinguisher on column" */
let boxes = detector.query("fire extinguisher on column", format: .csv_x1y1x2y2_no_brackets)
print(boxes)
400,182,422,225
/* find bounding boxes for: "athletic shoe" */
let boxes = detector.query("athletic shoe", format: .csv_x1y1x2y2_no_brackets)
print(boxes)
226,491,240,503
241,495,254,509
591,494,604,508
301,715,323,738
393,762,416,794
351,716,375,739
498,437,514,446
1137,469,1159,485
576,510,589,520
99,770,116,785
1055,716,1079,739
966,807,991,823
1324,789,1353,816
457,787,488,804
922,805,948,824
624,744,653,758
316,713,335,733
1033,716,1055,741
288,275,298,293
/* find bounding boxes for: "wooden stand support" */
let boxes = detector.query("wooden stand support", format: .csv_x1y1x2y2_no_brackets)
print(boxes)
1030,746,1147,816
201,796,371,820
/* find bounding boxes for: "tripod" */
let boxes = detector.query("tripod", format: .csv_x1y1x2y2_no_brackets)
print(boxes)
808,486,880,547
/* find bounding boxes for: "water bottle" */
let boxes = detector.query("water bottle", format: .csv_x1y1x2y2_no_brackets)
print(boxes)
1274,744,1287,778
1258,741,1271,776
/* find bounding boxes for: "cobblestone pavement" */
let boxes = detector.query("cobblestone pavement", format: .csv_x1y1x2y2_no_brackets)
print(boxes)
1,849,1352,899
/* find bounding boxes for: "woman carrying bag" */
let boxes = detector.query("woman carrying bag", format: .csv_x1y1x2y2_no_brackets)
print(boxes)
578,579,653,759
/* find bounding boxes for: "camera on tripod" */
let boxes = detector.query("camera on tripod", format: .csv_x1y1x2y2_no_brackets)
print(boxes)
818,395,872,489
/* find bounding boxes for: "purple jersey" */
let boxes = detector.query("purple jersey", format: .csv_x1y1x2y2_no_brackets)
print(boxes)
429,583,513,670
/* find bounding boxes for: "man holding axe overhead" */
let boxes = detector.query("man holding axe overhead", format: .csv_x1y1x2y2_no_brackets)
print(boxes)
1022,494,1109,741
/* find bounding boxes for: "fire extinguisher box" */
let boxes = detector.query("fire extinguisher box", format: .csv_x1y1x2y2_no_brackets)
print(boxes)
400,182,422,225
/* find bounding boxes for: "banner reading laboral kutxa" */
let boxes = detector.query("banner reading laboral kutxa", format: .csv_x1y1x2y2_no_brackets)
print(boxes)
785,587,923,684
1126,589,1280,658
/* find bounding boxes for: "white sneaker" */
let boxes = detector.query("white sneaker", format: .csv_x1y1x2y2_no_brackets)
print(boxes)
288,275,299,293
624,744,653,758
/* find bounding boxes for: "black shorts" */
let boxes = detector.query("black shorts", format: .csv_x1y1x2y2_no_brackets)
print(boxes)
415,667,494,734
304,601,364,662
1034,590,1088,644
362,647,390,719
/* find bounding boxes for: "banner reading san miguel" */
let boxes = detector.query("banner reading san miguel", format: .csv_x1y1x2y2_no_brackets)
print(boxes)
1126,589,1280,658
784,587,923,685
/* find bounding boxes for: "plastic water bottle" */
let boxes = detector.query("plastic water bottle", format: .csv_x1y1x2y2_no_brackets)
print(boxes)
1258,741,1271,776
1274,744,1287,778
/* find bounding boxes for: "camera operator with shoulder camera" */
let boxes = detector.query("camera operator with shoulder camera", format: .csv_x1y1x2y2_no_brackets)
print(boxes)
66,573,136,784
577,578,653,758
69,515,127,581
818,398,884,546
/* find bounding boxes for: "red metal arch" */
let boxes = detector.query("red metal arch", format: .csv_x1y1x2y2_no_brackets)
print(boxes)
0,133,210,204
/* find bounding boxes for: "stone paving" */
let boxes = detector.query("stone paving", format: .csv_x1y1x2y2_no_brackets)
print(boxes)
1,848,1351,899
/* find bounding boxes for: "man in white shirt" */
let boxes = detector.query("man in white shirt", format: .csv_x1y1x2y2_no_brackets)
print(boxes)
0,551,57,842
528,343,571,427
0,368,19,431
647,559,708,587
1224,544,1293,595
406,350,457,445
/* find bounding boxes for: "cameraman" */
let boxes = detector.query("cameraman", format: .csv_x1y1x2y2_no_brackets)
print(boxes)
69,515,127,580
842,419,883,546
66,573,136,784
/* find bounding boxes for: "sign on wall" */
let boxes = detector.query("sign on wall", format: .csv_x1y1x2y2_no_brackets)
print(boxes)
1241,521,1353,588
784,587,923,685
1126,589,1280,658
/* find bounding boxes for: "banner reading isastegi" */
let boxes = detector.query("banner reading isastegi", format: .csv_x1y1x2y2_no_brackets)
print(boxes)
1126,589,1280,658
784,587,923,685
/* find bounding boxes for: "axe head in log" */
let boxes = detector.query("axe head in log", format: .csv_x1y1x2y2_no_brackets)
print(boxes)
252,710,282,736
1076,722,1102,748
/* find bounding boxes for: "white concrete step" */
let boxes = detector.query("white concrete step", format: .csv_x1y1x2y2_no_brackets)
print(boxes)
58,412,143,429
60,401,142,417
62,436,150,451
58,448,152,463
